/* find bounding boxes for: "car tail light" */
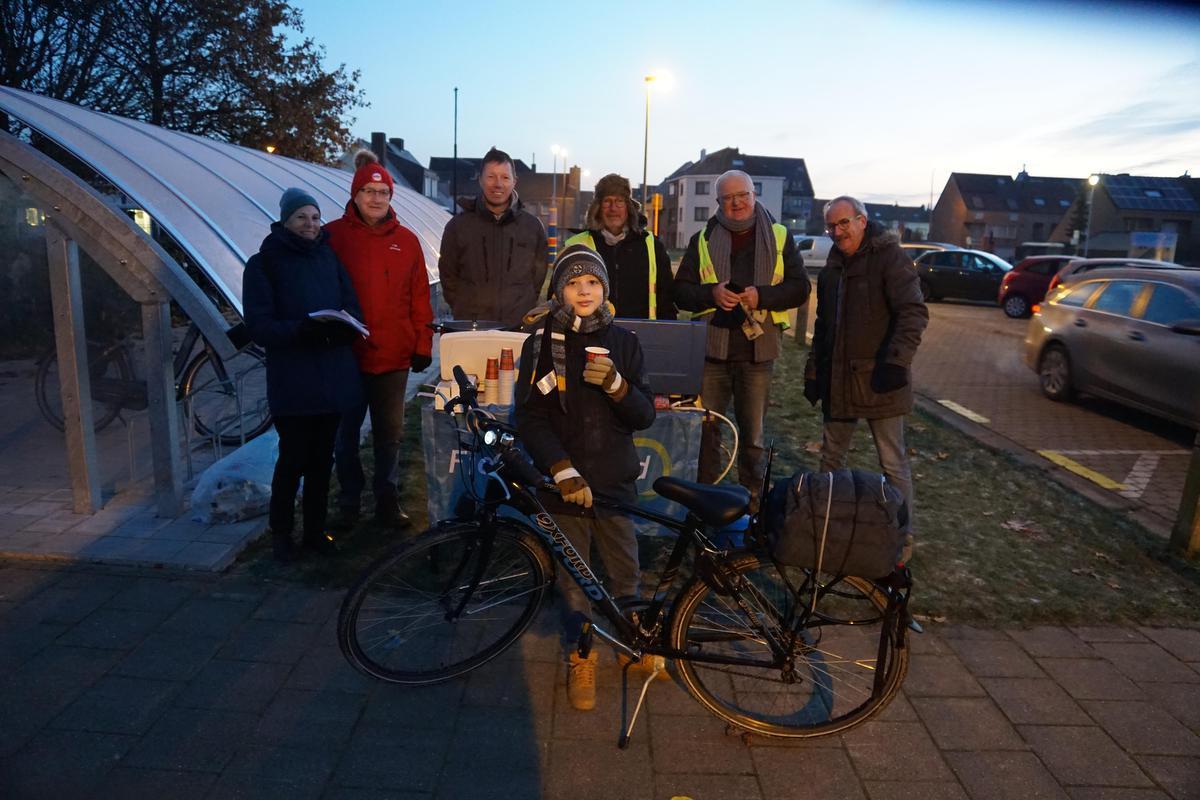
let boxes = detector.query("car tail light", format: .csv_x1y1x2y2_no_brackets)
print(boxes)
1031,303,1041,315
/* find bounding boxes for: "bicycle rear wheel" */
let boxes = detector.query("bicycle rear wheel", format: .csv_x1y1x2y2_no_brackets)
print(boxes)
181,347,272,446
338,521,552,685
35,344,132,433
669,553,908,738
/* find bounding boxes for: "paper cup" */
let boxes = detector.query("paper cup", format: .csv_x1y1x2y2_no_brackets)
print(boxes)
485,357,499,380
585,346,610,362
499,347,514,371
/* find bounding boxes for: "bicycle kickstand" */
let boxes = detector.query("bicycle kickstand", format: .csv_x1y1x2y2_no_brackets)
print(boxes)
617,655,666,749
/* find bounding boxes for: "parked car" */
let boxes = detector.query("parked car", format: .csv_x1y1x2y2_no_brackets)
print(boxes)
997,255,1082,318
912,249,1013,303
900,241,960,263
1024,267,1200,428
794,234,833,271
1045,257,1184,295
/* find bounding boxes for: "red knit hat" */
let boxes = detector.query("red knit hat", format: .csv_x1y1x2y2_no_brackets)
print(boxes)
351,150,394,197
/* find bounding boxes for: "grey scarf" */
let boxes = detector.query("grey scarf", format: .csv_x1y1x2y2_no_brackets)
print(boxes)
705,201,779,360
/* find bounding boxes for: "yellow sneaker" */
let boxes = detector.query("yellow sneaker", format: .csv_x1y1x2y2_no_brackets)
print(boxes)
618,653,670,682
567,651,598,711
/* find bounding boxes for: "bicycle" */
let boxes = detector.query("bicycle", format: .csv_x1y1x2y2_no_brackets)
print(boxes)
337,366,912,743
34,321,272,447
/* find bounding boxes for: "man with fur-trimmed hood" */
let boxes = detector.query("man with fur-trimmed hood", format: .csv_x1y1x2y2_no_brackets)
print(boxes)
563,173,675,319
804,195,928,555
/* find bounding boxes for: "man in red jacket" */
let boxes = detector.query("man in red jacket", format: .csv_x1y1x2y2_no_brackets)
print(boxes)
327,151,434,529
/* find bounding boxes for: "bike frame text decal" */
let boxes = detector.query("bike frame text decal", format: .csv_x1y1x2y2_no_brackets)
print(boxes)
532,513,605,601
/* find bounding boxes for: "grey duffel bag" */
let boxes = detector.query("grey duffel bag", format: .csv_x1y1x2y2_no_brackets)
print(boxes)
764,468,908,579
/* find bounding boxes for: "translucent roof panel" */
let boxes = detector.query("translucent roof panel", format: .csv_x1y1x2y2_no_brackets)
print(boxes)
0,87,449,314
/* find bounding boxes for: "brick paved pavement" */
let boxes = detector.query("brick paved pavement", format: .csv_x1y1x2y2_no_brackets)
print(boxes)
911,301,1194,535
2,562,1197,799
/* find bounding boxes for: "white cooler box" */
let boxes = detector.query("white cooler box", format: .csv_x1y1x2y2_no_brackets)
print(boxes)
432,330,532,409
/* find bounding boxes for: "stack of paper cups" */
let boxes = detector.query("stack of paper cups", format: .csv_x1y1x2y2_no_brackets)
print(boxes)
498,348,515,406
483,357,500,405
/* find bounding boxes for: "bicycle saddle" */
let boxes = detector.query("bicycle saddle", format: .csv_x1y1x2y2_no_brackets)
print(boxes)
652,477,750,527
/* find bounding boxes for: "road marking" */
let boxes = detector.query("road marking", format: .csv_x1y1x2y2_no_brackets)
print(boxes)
937,400,990,424
1052,449,1187,456
1119,453,1160,500
1037,450,1128,491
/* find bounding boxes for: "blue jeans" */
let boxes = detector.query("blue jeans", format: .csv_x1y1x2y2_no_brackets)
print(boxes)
334,369,409,510
698,359,774,502
819,415,914,534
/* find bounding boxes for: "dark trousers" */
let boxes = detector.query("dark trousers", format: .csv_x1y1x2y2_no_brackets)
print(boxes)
698,359,774,502
335,369,409,510
269,414,340,536
555,513,641,645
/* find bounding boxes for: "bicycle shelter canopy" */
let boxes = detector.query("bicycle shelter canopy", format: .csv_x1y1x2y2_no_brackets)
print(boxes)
0,86,450,519
0,86,447,315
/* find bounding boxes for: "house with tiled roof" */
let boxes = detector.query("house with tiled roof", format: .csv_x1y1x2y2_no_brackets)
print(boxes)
809,200,931,240
1050,173,1200,265
660,147,815,249
929,171,1082,260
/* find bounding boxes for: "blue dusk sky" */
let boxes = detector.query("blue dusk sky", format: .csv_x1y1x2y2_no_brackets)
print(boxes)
294,0,1200,206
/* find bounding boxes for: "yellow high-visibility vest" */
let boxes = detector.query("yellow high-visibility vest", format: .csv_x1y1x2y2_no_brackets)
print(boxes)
695,222,791,330
564,230,658,319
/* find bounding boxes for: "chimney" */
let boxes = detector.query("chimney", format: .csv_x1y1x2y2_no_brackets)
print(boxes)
370,132,387,166
700,148,707,161
389,137,405,151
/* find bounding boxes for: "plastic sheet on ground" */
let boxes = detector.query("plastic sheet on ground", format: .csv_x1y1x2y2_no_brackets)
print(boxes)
190,431,278,524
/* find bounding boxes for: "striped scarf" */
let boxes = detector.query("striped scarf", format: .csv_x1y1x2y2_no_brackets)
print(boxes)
531,299,615,411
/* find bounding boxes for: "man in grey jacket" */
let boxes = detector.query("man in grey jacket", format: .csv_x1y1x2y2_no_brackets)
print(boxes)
804,195,928,546
438,148,548,327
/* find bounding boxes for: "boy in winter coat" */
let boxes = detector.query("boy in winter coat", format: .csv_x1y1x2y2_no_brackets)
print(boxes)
326,151,434,530
243,188,365,561
514,244,656,711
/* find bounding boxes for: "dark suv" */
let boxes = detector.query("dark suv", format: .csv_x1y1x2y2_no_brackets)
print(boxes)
997,255,1081,318
913,249,1013,304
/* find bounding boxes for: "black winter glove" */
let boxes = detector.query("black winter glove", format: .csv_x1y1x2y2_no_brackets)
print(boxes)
870,363,909,394
297,318,329,346
410,353,432,372
803,379,821,406
326,324,361,347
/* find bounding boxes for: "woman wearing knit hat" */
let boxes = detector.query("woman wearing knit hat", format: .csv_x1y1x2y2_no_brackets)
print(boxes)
513,243,657,711
326,150,434,531
243,188,365,561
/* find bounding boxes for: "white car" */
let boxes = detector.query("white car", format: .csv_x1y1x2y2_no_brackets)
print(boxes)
794,234,833,271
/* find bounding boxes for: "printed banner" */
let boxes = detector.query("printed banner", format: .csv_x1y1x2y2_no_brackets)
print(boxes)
420,403,703,536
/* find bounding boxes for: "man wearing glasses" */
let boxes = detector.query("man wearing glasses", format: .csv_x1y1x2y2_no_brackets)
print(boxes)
327,150,434,531
804,196,928,558
438,147,548,327
675,170,809,505
563,173,675,319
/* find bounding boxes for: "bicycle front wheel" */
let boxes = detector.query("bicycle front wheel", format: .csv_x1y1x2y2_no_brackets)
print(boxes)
35,344,132,433
669,554,908,738
337,521,552,685
181,347,272,446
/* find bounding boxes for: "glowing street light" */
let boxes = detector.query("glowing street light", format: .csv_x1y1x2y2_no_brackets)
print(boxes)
1084,174,1100,257
265,144,276,154
642,71,673,207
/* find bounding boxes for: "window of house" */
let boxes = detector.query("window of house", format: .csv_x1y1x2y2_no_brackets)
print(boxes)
1090,280,1144,316
1145,189,1163,198
694,207,709,221
1006,199,1019,211
971,196,984,209
1031,223,1045,240
695,181,710,195
1033,197,1045,206
1059,199,1070,207
668,184,675,196
667,208,676,223
1142,285,1200,325
753,182,763,195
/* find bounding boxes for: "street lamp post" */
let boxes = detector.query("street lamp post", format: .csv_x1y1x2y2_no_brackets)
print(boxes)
1084,174,1100,257
642,75,655,208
